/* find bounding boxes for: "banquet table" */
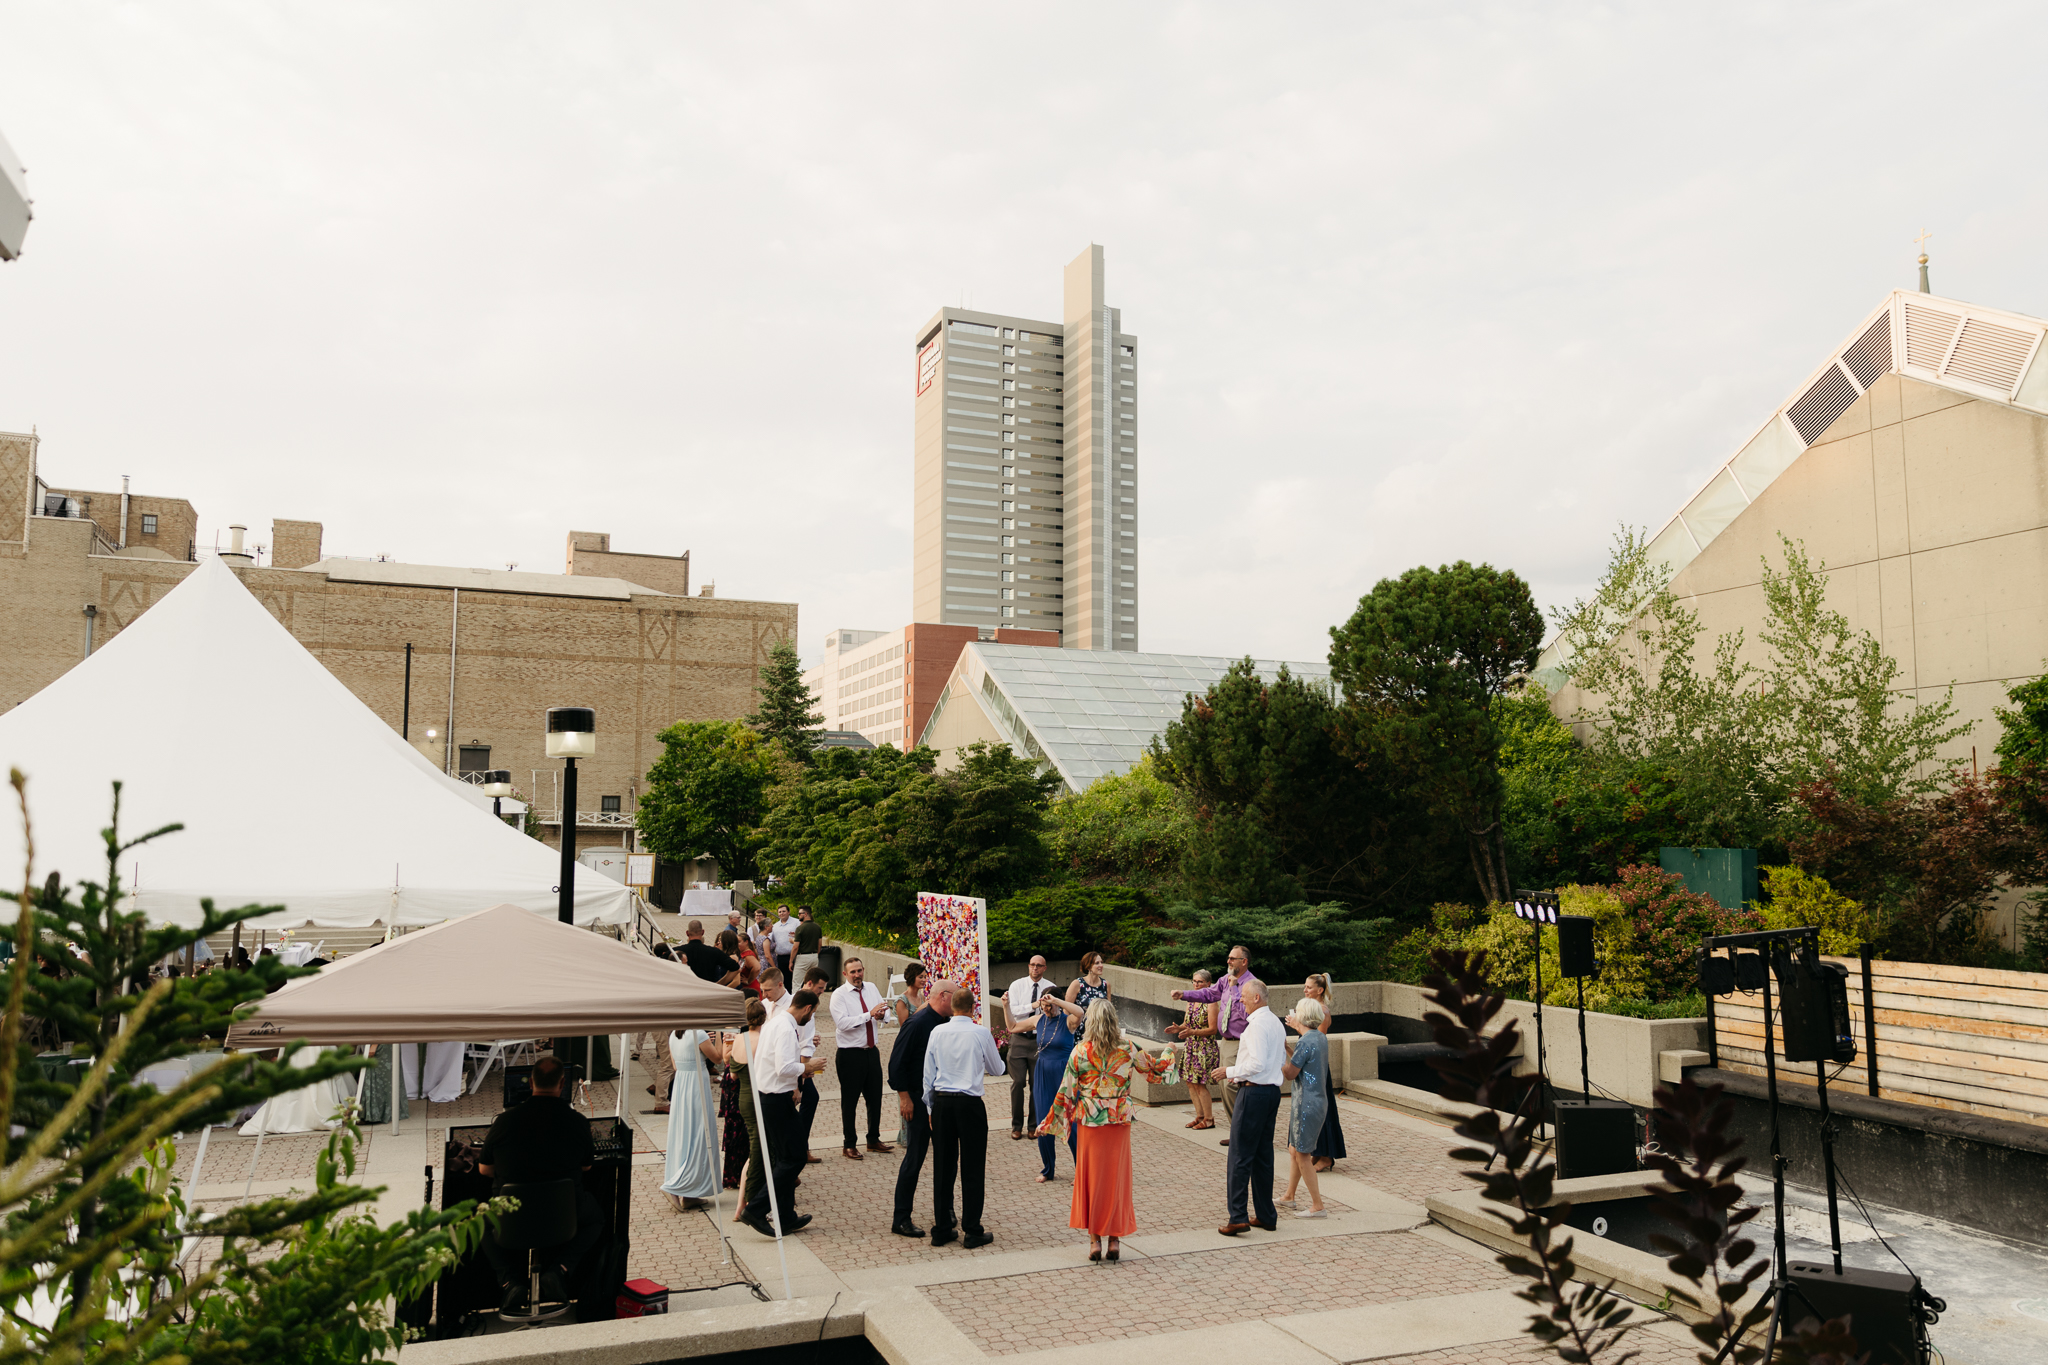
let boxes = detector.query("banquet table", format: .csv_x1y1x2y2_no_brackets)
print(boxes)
400,1041,466,1104
680,887,733,917
275,942,318,967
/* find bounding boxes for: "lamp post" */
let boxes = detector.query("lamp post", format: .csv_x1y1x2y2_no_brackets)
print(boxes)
546,708,595,925
479,769,514,823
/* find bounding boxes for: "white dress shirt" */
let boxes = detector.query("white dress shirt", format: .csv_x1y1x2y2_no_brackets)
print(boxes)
922,1015,1006,1110
1005,976,1054,1034
770,918,796,954
753,1011,806,1095
830,981,886,1049
1225,1005,1286,1086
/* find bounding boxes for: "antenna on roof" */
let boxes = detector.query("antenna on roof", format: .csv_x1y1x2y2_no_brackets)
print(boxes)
1915,228,1933,293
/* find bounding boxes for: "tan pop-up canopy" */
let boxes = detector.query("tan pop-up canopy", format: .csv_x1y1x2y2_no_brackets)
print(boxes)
225,903,745,1046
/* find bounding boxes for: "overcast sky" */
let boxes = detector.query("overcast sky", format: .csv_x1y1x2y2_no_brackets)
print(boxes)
5,3,2047,669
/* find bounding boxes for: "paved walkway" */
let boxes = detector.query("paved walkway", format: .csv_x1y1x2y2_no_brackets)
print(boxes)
176,1034,1712,1363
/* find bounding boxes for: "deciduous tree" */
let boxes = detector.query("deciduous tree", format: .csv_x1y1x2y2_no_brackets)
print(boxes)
637,720,783,882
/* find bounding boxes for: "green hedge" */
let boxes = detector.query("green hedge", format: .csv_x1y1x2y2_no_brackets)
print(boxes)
987,885,1160,963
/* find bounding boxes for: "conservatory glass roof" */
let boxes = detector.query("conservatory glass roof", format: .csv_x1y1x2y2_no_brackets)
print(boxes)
925,642,1333,792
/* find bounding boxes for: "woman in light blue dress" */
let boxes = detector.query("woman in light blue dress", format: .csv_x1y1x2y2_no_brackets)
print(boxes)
662,1028,723,1210
1280,999,1330,1218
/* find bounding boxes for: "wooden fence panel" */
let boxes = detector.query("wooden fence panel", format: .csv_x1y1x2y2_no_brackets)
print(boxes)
1707,954,2048,1127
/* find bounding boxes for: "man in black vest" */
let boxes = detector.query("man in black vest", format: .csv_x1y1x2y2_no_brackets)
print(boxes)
886,979,954,1238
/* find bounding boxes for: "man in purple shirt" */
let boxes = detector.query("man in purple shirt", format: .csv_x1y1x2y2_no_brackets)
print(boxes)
1173,945,1259,1145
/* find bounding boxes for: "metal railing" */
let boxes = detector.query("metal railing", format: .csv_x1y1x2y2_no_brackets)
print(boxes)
534,809,635,828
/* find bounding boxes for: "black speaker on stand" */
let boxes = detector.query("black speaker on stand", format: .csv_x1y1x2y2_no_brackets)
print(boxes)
1697,927,1943,1364
1550,912,1637,1179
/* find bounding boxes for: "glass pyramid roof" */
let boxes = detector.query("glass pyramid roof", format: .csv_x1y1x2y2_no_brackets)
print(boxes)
954,642,1333,792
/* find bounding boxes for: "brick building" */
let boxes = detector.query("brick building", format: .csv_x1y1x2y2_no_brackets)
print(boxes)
2,431,798,858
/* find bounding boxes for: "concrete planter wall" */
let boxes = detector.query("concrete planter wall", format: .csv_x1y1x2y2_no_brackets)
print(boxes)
824,938,1702,1113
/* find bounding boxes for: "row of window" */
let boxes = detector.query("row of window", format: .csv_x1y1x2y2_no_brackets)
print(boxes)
836,640,905,682
950,321,1057,345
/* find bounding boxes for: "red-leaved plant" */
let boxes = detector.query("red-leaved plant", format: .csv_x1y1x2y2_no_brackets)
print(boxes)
1613,864,1761,1001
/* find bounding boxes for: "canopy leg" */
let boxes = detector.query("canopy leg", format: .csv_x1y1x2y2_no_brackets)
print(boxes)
243,1103,270,1198
616,1033,627,1120
179,1121,214,1268
747,1062,793,1300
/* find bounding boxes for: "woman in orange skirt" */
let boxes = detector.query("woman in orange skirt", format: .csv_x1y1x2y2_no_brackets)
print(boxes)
1034,998,1174,1263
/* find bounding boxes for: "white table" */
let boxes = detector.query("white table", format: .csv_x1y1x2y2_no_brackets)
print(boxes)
681,888,733,917
276,943,318,967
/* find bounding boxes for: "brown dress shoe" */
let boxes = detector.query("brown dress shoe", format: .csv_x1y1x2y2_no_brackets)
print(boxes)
843,1147,864,1160
867,1141,894,1154
1217,1222,1250,1236
1254,1218,1277,1232
805,1153,822,1164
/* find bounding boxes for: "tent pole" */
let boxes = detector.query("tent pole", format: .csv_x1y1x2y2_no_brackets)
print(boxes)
746,1052,793,1300
179,1121,213,1267
243,1099,270,1198
617,1033,627,1120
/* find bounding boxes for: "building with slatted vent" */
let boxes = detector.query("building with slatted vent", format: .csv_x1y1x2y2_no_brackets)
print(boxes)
1541,288,2048,764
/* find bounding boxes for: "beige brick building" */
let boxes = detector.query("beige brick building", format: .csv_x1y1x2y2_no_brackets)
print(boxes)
2,431,798,855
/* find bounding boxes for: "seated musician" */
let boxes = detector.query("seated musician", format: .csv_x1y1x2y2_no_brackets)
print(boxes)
477,1055,606,1312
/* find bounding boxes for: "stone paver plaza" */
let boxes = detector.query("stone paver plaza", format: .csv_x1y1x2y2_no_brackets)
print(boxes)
174,1026,1713,1364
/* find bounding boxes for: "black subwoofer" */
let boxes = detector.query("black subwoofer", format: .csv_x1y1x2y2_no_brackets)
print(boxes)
1553,1098,1636,1179
1784,1262,1924,1365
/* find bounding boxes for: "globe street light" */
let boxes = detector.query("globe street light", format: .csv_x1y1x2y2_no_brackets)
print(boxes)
546,708,595,924
479,769,514,822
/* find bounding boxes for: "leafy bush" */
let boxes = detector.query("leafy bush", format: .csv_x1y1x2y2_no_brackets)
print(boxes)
1387,887,1648,1008
1755,864,1878,956
1615,862,1762,1001
1045,756,1195,888
1150,901,1395,984
987,885,1160,963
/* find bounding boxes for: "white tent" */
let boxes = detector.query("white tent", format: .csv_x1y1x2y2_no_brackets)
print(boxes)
0,556,634,928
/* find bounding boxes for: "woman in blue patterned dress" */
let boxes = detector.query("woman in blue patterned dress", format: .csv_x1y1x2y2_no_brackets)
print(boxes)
1280,998,1330,1217
1031,991,1080,1182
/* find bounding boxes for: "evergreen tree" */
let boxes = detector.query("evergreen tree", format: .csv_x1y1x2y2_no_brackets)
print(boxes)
748,638,823,758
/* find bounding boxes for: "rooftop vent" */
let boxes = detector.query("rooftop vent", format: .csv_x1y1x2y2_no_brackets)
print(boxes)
1902,301,1962,370
1945,316,2035,391
1840,314,1892,389
1785,362,1859,443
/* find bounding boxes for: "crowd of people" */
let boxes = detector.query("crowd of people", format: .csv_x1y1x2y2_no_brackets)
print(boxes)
646,917,1352,1256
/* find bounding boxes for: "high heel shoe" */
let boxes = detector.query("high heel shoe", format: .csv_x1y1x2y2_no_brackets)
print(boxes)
1088,1242,1102,1262
1106,1239,1120,1262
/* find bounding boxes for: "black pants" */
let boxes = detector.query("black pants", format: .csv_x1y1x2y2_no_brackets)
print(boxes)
743,1090,803,1228
930,1091,988,1233
481,1186,606,1287
1227,1083,1280,1226
836,1046,884,1147
775,953,792,984
799,1074,819,1145
891,1096,930,1224
1008,1045,1036,1131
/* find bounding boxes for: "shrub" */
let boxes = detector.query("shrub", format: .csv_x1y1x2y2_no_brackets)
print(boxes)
1615,862,1762,1001
1391,888,1648,1008
987,885,1160,965
1151,901,1395,983
1756,864,1879,956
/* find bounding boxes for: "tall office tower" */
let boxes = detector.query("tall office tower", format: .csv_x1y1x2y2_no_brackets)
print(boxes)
912,244,1138,650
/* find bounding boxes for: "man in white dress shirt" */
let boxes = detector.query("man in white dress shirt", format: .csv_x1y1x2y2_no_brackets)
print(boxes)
769,905,797,982
922,986,1004,1248
1001,956,1056,1139
740,989,819,1238
830,958,893,1159
1212,980,1283,1234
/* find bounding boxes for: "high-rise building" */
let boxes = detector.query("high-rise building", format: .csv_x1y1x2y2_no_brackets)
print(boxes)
912,244,1139,651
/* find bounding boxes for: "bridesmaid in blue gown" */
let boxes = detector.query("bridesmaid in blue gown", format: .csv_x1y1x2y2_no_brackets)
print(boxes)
661,1028,723,1210
1031,992,1080,1182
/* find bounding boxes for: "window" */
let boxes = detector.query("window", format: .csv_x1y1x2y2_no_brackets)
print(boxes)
601,795,622,813
1002,345,1015,356
1002,362,1015,373
1002,380,1014,391
1001,589,1015,600
140,514,159,535
1001,518,1014,530
1001,484,1014,494
1003,328,1015,339
1002,466,1015,477
1003,397,1014,408
458,745,491,774
1000,552,1014,564
1120,345,1133,356
1001,535,1014,546
1001,570,1014,582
